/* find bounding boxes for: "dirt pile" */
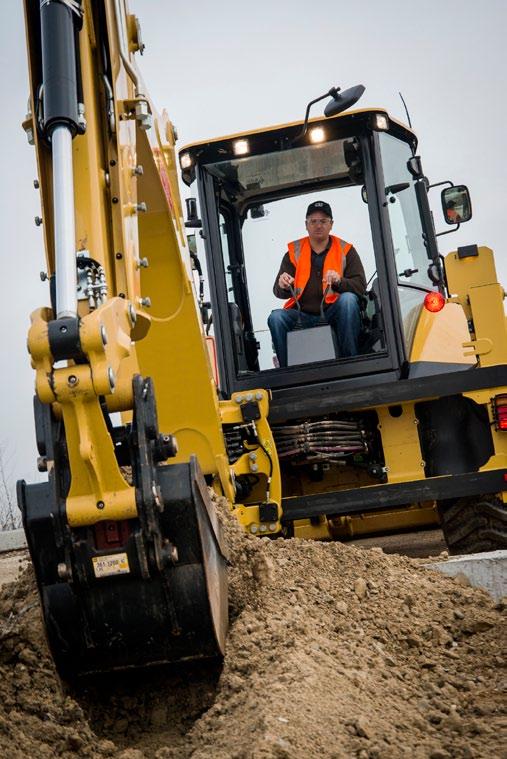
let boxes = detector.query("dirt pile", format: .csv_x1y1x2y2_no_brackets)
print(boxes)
0,500,505,758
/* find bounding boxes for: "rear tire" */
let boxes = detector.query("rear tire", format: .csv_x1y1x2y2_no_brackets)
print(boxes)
437,495,507,555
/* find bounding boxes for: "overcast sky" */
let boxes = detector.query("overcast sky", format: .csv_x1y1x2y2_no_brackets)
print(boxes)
0,0,505,489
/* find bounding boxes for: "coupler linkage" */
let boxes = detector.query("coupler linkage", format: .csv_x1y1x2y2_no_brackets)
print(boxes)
18,374,228,680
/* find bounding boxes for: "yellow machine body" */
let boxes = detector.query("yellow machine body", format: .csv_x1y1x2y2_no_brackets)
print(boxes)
17,0,506,679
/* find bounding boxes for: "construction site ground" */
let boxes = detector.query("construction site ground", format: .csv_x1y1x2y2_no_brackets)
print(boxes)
0,507,504,759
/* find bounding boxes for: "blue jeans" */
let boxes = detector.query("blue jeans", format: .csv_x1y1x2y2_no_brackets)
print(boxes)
268,292,361,368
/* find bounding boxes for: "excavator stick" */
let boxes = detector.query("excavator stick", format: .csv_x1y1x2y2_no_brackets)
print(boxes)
18,376,228,680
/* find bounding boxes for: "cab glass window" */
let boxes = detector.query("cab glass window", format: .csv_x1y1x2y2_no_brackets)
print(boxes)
240,187,375,370
205,136,384,374
378,133,434,290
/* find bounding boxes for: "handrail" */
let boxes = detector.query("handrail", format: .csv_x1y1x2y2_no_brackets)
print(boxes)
112,0,142,96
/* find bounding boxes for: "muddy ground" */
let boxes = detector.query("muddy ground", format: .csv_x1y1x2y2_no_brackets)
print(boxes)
0,501,505,759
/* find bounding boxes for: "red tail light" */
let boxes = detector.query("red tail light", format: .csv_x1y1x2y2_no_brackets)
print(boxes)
424,292,446,313
493,395,507,430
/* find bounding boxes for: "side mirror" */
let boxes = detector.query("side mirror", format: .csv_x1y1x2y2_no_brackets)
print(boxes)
324,84,365,118
441,185,472,225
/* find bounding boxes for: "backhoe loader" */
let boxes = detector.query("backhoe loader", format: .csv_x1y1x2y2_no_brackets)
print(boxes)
17,0,506,681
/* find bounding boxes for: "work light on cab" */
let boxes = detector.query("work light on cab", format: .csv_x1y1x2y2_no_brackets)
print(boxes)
424,292,446,312
309,126,326,143
233,139,250,156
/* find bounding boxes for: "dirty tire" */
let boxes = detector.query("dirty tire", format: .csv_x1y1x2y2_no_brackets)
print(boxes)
437,494,507,555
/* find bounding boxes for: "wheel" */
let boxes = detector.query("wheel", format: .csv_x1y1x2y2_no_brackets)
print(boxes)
437,494,507,555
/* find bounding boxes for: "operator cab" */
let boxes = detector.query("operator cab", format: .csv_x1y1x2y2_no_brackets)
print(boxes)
179,107,459,397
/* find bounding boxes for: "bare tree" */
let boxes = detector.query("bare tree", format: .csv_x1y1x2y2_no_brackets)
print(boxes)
0,443,21,531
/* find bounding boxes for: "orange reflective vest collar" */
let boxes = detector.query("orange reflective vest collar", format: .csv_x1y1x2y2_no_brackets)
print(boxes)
283,235,352,309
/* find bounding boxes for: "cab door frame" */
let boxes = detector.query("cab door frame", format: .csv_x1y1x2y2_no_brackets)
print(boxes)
197,128,410,398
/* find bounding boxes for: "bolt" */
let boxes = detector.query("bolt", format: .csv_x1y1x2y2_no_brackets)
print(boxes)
259,524,267,532
136,202,147,213
269,523,277,531
250,463,259,472
109,159,116,167
246,394,253,401
152,482,162,509
34,216,43,226
40,271,48,282
116,251,123,259
60,325,68,333
128,303,137,326
132,165,144,176
139,296,151,308
159,433,179,457
67,374,78,387
137,257,149,268
249,452,257,461
104,171,110,187
108,367,116,391
235,395,243,403
33,179,39,189
100,324,108,346
96,500,105,510
112,196,119,204
57,562,71,580
250,524,258,534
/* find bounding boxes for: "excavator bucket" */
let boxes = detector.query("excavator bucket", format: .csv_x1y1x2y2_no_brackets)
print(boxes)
18,377,228,681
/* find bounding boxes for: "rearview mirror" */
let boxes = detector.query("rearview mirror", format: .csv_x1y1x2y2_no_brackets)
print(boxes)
324,84,365,118
250,204,269,219
441,185,472,225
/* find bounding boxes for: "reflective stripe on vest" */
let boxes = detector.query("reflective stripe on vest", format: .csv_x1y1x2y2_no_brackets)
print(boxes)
283,235,352,309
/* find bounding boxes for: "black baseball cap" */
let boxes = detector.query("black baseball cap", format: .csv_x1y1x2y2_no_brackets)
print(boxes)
306,200,333,219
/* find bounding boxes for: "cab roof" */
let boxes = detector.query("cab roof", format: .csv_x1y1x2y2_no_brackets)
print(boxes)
178,107,417,185
180,107,415,152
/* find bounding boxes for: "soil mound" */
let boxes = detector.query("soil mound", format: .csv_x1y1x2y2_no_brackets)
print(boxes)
0,500,504,758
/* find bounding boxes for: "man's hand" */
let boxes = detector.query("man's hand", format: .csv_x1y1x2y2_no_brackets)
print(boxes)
324,269,341,287
279,272,295,290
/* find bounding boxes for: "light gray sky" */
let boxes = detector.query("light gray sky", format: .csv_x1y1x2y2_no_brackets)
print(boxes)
0,0,505,487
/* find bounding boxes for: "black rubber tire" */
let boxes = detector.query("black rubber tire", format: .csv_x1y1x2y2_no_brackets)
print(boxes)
437,494,507,555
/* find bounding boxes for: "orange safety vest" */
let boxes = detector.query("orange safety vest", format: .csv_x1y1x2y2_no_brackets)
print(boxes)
283,235,352,309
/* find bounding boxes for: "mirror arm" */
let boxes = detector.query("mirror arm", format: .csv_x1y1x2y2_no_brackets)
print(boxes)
292,88,339,145
427,179,453,191
435,223,460,237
